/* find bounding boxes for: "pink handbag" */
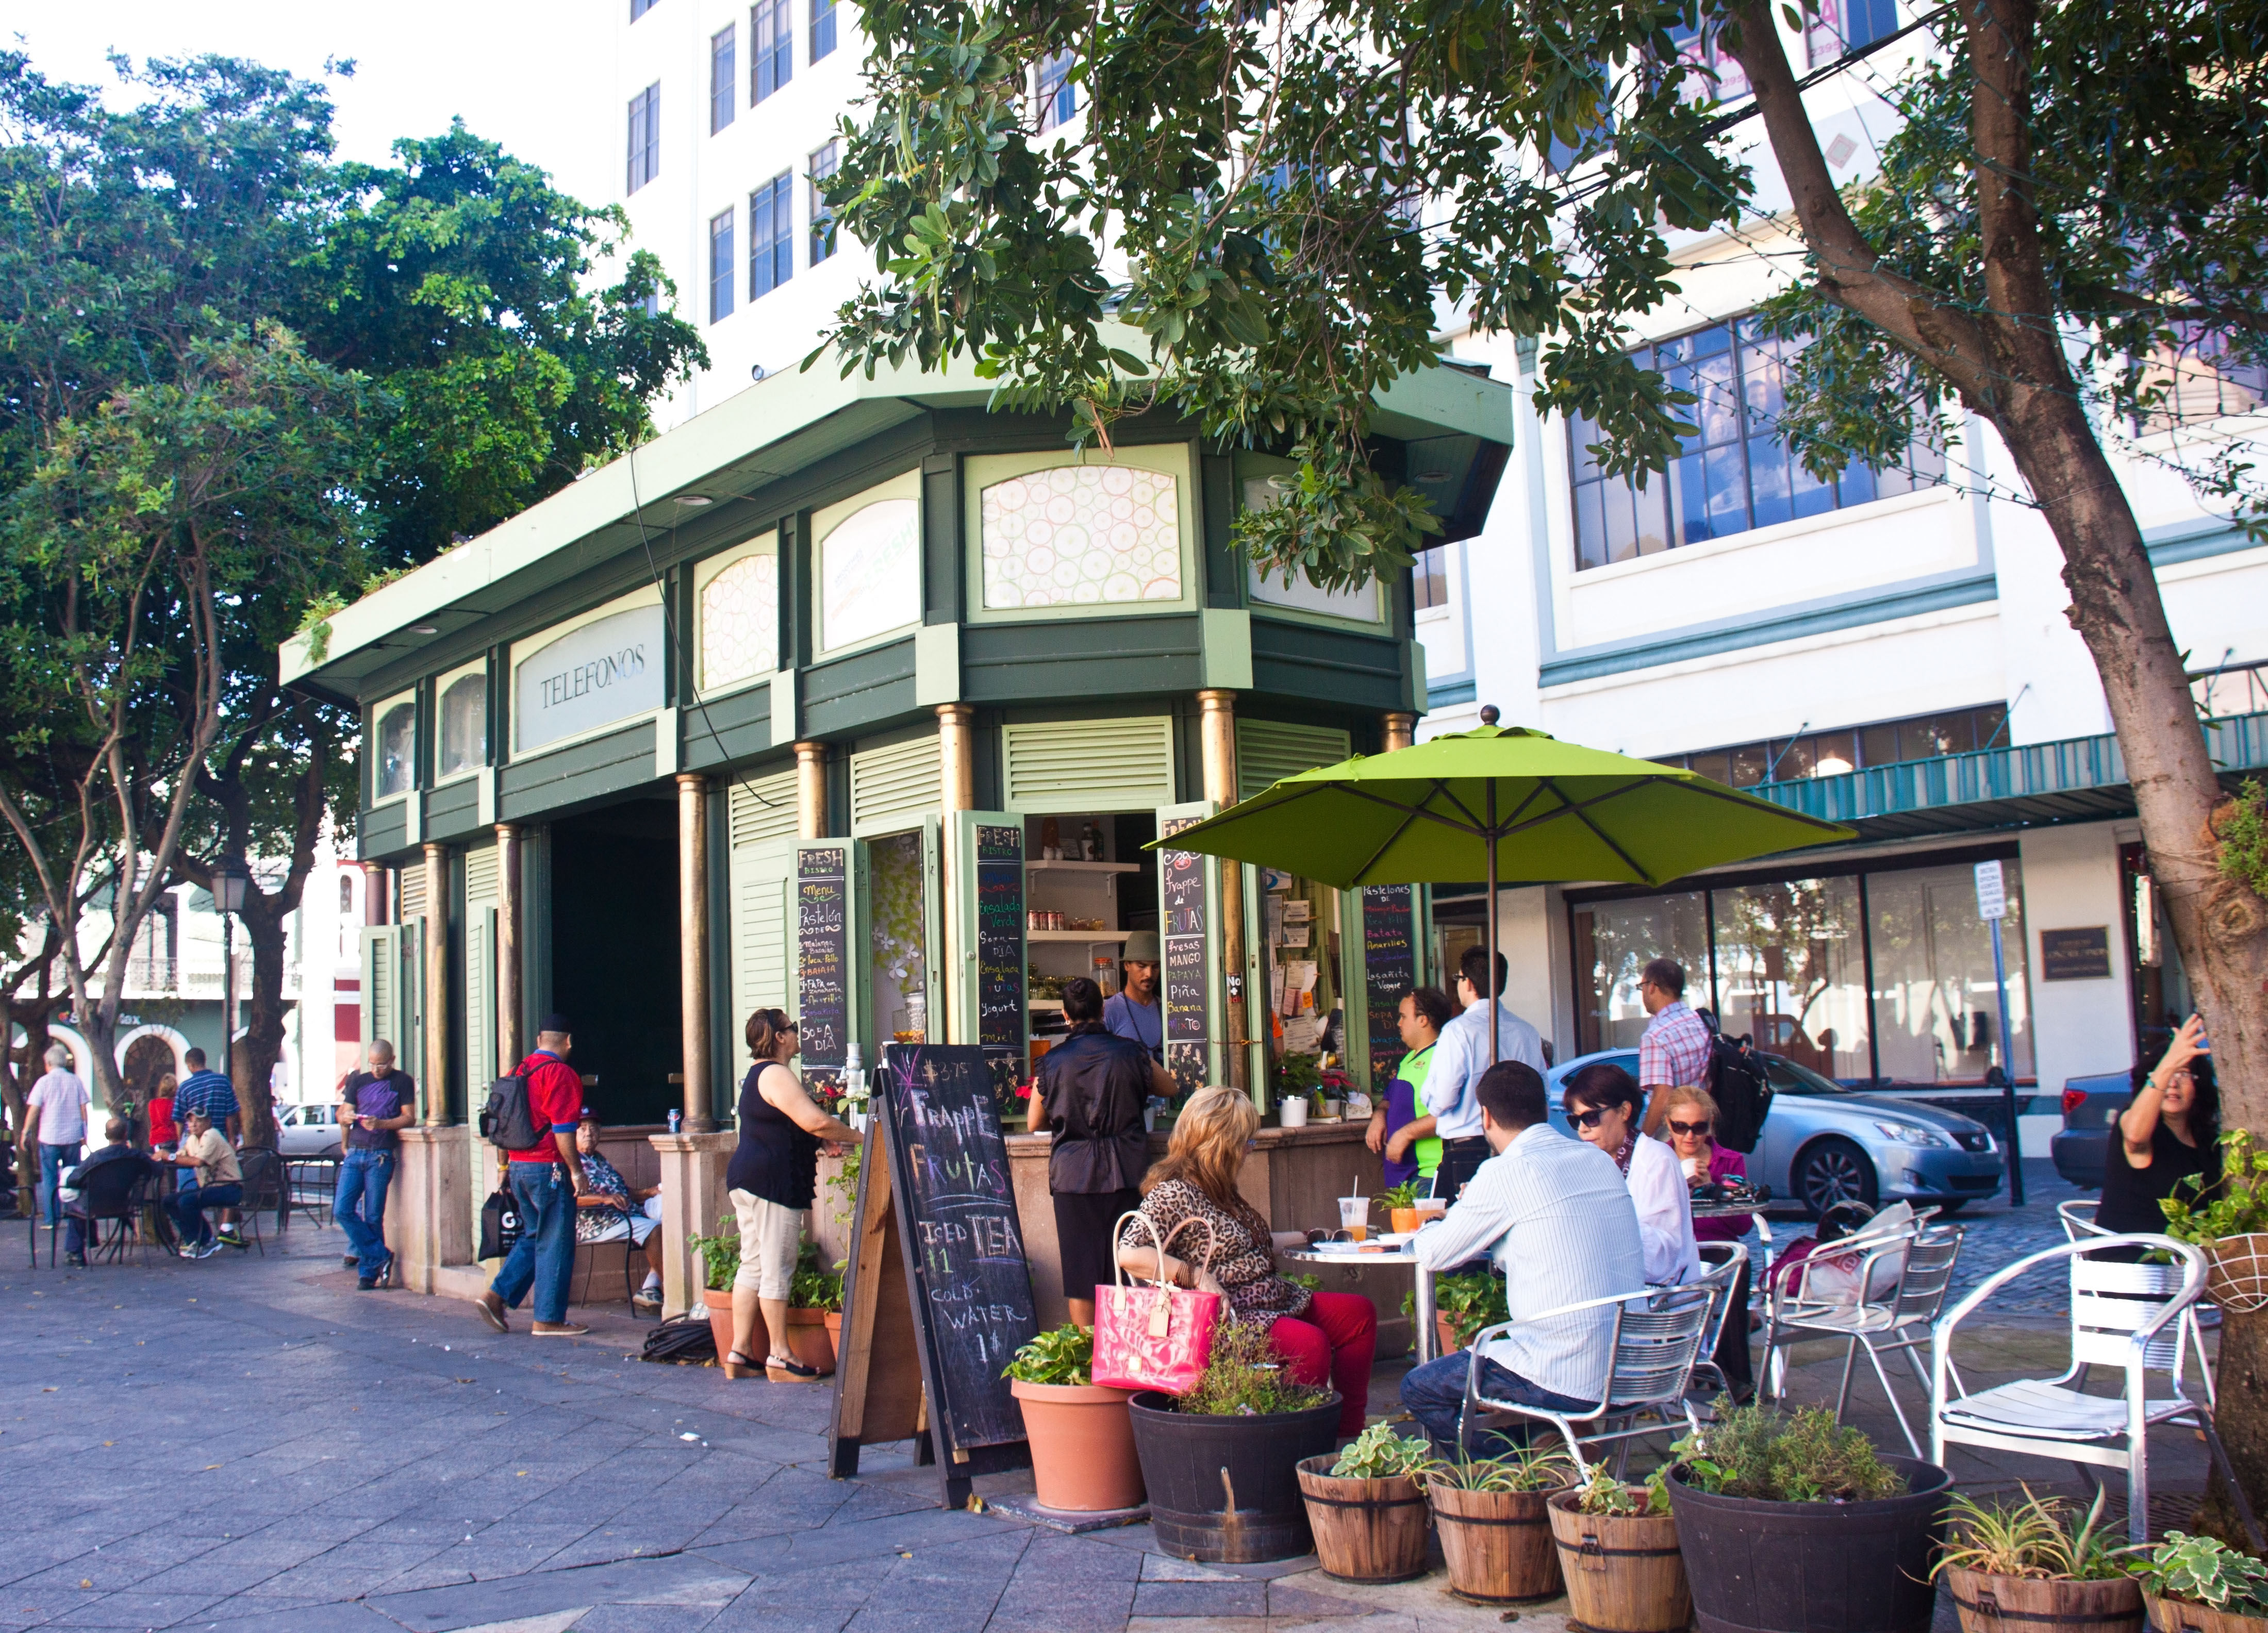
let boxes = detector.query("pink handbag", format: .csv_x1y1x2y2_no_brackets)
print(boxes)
1090,1212,1222,1395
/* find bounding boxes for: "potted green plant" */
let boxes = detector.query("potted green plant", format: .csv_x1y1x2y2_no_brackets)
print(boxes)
1547,1465,1691,1633
1932,1487,2142,1633
1378,1180,1425,1236
2133,1532,2268,1633
686,1214,752,1362
1003,1324,1146,1514
1423,1265,1509,1356
1296,1421,1439,1584
1126,1318,1340,1563
1668,1401,1951,1633
2162,1130,2268,1319
1423,1442,1576,1604
786,1242,842,1375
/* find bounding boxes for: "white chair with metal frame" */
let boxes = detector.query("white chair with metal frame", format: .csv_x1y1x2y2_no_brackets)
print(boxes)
1459,1284,1713,1482
1760,1213,1926,1452
1860,1221,1968,1396
1683,1243,1750,1404
1930,1233,2260,1548
2061,1196,2216,1380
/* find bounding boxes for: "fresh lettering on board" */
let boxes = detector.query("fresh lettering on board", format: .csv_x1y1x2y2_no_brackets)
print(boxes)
514,604,667,752
797,847,851,1075
1158,816,1211,1094
971,825,1025,1053
1361,885,1417,1089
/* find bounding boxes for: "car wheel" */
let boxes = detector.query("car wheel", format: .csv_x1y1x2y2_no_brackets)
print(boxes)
1794,1137,1878,1217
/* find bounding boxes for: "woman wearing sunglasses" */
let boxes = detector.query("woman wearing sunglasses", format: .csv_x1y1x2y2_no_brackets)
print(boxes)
2099,1012,2221,1239
1561,1062,1700,1288
1659,1085,1755,1399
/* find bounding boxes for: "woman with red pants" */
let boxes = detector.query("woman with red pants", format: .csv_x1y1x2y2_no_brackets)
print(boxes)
1116,1085,1377,1434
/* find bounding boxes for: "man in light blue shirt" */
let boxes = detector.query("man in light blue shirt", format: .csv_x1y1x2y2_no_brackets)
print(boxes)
1102,930,1164,1063
1422,945,1547,1201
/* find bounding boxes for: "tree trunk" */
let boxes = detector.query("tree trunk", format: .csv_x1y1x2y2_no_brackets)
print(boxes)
232,890,291,1153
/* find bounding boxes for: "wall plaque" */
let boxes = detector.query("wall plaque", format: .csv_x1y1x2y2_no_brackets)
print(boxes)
2040,926,2112,981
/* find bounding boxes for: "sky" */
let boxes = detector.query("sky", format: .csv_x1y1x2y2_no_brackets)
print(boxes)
4,0,612,206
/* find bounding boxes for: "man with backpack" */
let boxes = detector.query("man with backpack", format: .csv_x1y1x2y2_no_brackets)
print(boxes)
473,1016,590,1337
1635,959,1714,1136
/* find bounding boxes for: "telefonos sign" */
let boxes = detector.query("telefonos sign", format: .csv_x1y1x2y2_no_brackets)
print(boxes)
515,604,666,752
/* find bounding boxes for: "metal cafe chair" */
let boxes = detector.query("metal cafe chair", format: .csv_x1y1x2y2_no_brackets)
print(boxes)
1931,1234,2261,1549
1760,1212,1926,1454
1460,1285,1713,1481
1860,1222,1969,1396
234,1148,282,1257
2061,1197,2215,1382
1683,1243,1750,1404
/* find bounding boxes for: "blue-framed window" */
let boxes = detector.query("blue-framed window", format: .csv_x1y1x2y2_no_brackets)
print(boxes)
1412,546,1448,610
710,26,737,132
811,0,837,62
750,173,793,298
625,84,660,194
808,141,839,264
631,0,660,20
709,209,736,323
753,0,792,101
1808,0,1900,64
1036,51,1077,131
1568,315,1947,571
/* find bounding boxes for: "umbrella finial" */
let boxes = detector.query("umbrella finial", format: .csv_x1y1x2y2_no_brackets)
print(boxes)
1479,704,1500,726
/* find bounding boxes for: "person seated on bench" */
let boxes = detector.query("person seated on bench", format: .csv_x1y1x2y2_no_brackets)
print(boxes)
573,1113,665,1312
62,1119,156,1265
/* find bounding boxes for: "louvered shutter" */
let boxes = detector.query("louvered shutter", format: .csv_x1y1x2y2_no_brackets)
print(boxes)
1236,719,1351,802
1002,716,1175,813
849,734,941,836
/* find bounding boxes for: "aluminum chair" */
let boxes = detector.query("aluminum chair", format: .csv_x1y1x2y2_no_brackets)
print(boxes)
2061,1197,2216,1380
1931,1234,2260,1548
1460,1285,1713,1481
1760,1214,1925,1453
1684,1243,1749,1403
1861,1222,1967,1393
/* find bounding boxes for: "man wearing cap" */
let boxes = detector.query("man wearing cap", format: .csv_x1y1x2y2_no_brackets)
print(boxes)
1104,931,1165,1064
475,1015,590,1337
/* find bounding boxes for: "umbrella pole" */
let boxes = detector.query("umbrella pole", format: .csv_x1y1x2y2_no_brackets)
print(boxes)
1486,790,1499,1067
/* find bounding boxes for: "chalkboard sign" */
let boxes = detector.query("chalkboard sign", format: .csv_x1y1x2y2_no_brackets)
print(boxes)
1361,885,1417,1089
972,825,1025,1051
1159,814,1211,1094
797,844,851,1071
876,1042,1037,1453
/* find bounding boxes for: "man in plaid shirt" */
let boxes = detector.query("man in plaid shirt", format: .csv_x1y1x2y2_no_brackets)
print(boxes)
1636,958,1713,1135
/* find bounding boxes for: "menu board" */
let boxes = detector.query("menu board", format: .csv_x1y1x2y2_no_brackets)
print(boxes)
797,845,851,1072
1361,885,1418,1089
877,1043,1037,1451
1160,813,1211,1094
972,825,1025,1050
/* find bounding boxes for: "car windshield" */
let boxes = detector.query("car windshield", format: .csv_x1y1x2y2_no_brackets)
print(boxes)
1766,1057,1855,1096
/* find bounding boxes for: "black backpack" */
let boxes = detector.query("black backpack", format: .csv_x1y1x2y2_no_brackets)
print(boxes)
1699,1008,1774,1154
479,1071,540,1153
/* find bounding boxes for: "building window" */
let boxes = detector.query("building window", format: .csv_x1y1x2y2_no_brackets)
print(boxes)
808,141,839,264
708,209,736,322
631,0,659,18
710,26,737,132
980,465,1182,609
437,673,487,778
2135,325,2267,434
1809,0,1901,64
820,499,922,652
753,0,792,102
749,173,793,297
1570,314,1947,570
1035,51,1077,132
1412,546,1448,610
1668,20,1748,101
701,553,781,690
2193,660,2268,720
811,0,837,62
374,701,415,799
1672,702,2011,788
625,84,660,194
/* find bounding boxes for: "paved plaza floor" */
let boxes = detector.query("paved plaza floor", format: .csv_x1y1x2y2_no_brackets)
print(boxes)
0,1162,2213,1633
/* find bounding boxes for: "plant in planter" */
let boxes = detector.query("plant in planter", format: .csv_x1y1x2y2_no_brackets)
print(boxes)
785,1242,843,1375
1127,1317,1340,1563
1003,1325,1147,1514
1546,1465,1691,1633
1297,1421,1440,1585
1932,1487,2142,1633
2162,1130,2268,1316
1378,1180,1424,1236
686,1213,751,1361
1406,1265,1509,1355
1668,1401,1951,1633
2132,1532,2268,1633
1424,1443,1576,1605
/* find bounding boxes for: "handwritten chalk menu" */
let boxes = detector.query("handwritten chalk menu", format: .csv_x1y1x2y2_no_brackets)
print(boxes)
972,825,1024,1052
797,845,851,1071
878,1044,1037,1451
1361,885,1417,1089
1160,814,1211,1093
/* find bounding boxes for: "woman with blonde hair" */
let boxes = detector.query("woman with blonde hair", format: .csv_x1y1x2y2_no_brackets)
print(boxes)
1657,1082,1755,1400
1115,1086,1376,1433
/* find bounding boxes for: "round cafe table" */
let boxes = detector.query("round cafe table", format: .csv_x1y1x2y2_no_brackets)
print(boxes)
1282,1242,1437,1365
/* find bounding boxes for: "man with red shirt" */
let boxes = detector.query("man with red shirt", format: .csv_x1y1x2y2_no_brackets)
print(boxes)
474,1016,590,1337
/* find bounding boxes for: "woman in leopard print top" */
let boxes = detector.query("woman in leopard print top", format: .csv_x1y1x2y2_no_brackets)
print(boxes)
1116,1086,1378,1432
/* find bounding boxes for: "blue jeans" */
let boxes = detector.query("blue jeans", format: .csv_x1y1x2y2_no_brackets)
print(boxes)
491,1162,576,1324
1400,1349,1599,1457
39,1142,82,1227
333,1149,396,1273
171,1181,243,1249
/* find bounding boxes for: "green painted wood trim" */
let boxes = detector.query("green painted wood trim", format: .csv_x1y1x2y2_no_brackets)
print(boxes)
915,622,961,705
1236,718,1353,802
923,455,961,625
1002,715,1177,812
1201,452,1243,609
681,677,772,772
494,719,658,826
1201,608,1254,690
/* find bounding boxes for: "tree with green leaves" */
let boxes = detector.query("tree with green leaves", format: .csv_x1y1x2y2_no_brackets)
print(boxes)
818,0,2268,1525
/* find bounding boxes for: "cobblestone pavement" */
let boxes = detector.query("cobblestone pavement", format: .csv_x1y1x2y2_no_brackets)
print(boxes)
0,1161,2201,1633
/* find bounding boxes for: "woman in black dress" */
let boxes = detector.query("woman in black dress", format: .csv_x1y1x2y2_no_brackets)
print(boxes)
1035,977,1153,1329
2098,1014,2220,1237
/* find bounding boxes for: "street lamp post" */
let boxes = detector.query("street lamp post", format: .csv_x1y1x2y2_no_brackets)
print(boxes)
211,856,250,1085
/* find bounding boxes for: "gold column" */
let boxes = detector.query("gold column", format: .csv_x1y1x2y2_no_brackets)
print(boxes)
360,860,390,926
936,704,976,1044
678,773,714,1131
494,824,521,1070
794,740,829,839
1382,712,1417,752
421,842,450,1125
1196,690,1249,1093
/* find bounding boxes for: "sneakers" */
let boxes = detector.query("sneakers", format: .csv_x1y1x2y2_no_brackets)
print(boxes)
474,1291,509,1334
631,1290,661,1315
192,1239,224,1260
66,1253,88,1268
342,1254,360,1269
217,1228,248,1251
531,1322,590,1338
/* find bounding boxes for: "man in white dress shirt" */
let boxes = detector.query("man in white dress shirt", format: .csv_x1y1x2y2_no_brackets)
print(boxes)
1401,1060,1646,1455
1422,945,1548,1203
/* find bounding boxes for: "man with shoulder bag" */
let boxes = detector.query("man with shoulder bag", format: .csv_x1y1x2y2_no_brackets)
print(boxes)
473,1015,589,1337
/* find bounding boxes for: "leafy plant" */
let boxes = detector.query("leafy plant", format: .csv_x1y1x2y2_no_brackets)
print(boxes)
1426,1442,1576,1493
1003,1323,1093,1387
1378,1180,1423,1211
1286,1271,1321,1291
2215,778,2268,902
687,1213,739,1293
1674,1400,1907,1504
2162,1129,2268,1243
1174,1317,1332,1418
1932,1487,2127,1582
790,1242,843,1311
1329,1420,1441,1480
2133,1532,2268,1615
1409,1267,1510,1348
826,1142,864,1228
1274,1052,1323,1100
1574,1462,1672,1517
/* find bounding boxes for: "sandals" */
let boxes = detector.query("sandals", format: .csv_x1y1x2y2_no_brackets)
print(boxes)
766,1353,822,1383
722,1349,762,1380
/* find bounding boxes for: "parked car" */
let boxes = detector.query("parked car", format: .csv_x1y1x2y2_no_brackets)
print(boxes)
2049,1070,2134,1190
276,1103,342,1158
1543,1048,2005,1218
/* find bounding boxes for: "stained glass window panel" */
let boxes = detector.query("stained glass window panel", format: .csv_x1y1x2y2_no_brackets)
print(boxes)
980,464,1182,609
701,553,778,689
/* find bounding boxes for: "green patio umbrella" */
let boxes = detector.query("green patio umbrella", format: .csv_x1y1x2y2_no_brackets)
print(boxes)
1151,707,1858,1062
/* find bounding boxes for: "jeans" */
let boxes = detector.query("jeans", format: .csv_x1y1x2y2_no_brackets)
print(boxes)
171,1181,244,1249
39,1142,81,1227
491,1162,576,1324
1400,1349,1599,1457
333,1149,396,1273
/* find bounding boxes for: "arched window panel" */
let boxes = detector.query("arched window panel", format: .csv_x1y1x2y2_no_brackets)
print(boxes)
700,552,779,690
980,464,1182,609
375,702,415,799
437,673,487,778
820,498,921,652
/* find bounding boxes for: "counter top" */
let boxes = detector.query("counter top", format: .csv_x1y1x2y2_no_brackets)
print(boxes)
1005,1117,1372,1153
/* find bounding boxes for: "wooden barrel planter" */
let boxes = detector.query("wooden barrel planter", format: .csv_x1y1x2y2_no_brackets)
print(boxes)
1127,1390,1341,1563
1945,1569,2143,1633
1547,1488,1691,1633
1295,1457,1431,1584
2146,1595,2268,1633
1428,1475,1569,1604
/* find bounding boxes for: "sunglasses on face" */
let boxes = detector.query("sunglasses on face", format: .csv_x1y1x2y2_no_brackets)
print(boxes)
1666,1119,1712,1137
1570,1107,1613,1130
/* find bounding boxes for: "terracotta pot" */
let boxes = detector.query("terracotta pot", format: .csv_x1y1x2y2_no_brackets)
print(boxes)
2147,1594,2268,1633
1431,1475,1569,1603
702,1287,751,1362
1547,1488,1690,1633
1946,1569,2142,1633
1390,1207,1421,1236
1012,1380,1145,1512
786,1306,837,1375
1436,1314,1464,1356
1297,1457,1430,1584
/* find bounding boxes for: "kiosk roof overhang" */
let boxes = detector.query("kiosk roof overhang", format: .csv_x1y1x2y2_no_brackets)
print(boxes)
282,336,1515,700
